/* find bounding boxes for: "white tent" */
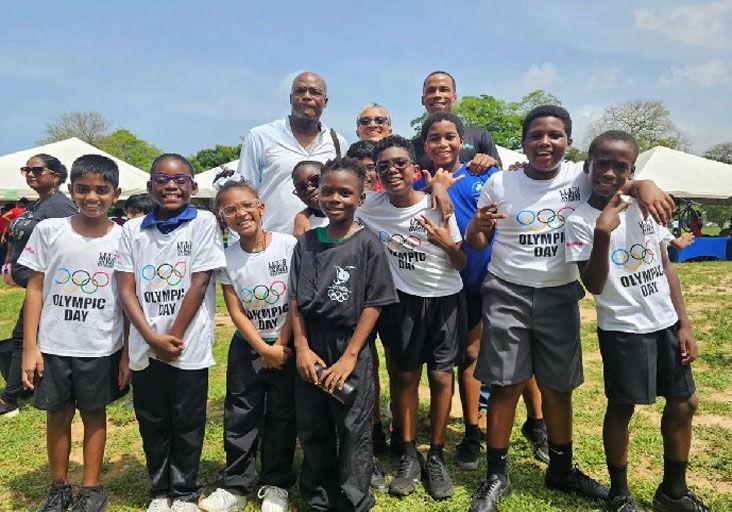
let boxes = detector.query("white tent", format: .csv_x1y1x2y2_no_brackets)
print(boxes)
496,145,527,167
635,146,732,201
0,137,151,200
195,159,239,199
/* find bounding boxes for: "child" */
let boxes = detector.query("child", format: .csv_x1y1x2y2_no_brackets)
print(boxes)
292,161,328,239
565,131,707,512
357,135,466,500
115,154,226,512
200,180,297,512
19,154,128,512
465,106,675,512
290,158,397,512
346,140,381,191
124,193,155,219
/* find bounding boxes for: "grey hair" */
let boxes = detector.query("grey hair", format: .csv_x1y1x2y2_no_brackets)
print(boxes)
356,103,391,124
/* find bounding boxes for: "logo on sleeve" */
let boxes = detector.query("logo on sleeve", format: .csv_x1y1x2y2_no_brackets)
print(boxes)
559,186,581,203
97,252,117,269
176,241,192,256
269,259,289,276
327,265,355,303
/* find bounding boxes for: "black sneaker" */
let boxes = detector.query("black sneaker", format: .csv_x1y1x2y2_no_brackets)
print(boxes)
545,465,610,502
521,419,549,464
71,486,108,512
388,451,423,497
0,398,19,418
39,484,73,512
456,433,481,470
389,429,404,456
469,474,512,512
372,423,388,456
424,451,453,500
370,457,387,492
653,485,709,512
609,494,641,512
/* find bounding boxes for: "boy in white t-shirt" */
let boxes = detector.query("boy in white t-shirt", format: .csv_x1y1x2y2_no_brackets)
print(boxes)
199,180,298,512
565,131,707,512
357,135,466,501
20,155,128,512
116,154,226,512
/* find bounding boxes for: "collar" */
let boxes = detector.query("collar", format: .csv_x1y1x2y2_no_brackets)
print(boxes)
141,205,197,234
286,115,326,136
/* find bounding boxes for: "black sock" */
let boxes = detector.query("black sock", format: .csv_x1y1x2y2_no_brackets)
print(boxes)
403,440,418,459
525,416,546,430
662,457,688,499
486,447,509,479
607,462,630,497
465,423,480,439
428,444,444,457
547,441,573,478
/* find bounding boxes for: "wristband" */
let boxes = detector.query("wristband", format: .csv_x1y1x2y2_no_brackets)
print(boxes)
1,263,10,275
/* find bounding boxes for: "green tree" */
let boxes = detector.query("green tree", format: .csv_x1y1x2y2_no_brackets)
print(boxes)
37,111,111,145
97,129,162,171
565,147,587,162
704,142,732,165
189,144,241,173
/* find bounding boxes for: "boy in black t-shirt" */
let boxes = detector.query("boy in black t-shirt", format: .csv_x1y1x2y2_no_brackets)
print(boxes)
290,158,398,512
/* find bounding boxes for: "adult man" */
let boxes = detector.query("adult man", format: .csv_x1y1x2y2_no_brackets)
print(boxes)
235,72,347,233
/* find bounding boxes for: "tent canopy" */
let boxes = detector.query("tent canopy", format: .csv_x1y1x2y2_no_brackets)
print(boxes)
496,145,527,167
195,159,239,199
635,146,732,202
0,137,151,201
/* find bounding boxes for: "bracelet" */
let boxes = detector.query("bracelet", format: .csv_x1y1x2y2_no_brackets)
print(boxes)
1,263,10,275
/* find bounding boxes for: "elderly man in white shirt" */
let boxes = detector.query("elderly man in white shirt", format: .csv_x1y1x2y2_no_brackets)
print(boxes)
234,71,348,233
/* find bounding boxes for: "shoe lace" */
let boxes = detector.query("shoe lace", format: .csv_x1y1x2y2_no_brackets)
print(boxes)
148,498,170,512
373,457,386,477
41,487,69,511
257,485,288,504
207,488,235,504
427,456,446,482
475,478,502,499
396,454,415,476
72,490,91,511
686,491,709,512
571,465,604,492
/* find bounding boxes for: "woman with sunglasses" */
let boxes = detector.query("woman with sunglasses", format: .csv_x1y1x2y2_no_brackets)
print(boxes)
356,103,393,142
0,154,77,418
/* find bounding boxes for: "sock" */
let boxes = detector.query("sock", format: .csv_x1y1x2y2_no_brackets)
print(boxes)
607,463,630,497
428,444,444,458
547,441,573,478
524,416,546,430
403,440,418,459
465,423,480,439
486,447,509,479
662,457,689,499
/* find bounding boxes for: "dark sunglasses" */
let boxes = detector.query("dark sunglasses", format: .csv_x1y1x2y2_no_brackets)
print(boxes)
20,166,54,177
358,116,390,126
150,173,195,186
292,174,320,196
375,158,411,174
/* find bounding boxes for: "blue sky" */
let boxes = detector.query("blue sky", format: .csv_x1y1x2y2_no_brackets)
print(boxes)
2,0,730,161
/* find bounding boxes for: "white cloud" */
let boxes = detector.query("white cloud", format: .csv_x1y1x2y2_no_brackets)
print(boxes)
522,63,558,90
659,60,732,88
276,70,306,97
635,1,732,49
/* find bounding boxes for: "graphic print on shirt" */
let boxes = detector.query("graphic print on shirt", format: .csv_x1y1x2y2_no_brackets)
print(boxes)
515,186,580,259
612,219,665,298
140,241,191,317
327,265,356,303
378,217,428,270
50,250,117,322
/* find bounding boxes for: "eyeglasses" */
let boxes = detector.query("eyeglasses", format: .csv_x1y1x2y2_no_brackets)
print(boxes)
20,166,53,177
362,163,376,172
220,201,260,218
375,158,411,175
357,116,390,126
150,173,195,186
292,86,324,98
292,175,320,196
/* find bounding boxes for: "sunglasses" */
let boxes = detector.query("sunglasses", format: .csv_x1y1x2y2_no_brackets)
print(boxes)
292,174,320,196
358,116,390,126
375,158,411,175
20,166,54,177
150,173,195,186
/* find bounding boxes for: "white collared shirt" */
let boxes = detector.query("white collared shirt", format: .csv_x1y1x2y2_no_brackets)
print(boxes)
234,116,348,233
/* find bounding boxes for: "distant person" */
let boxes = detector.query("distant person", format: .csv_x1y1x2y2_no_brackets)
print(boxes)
719,216,732,237
346,140,382,191
0,204,11,265
124,193,155,219
2,197,29,224
234,71,347,233
292,161,328,239
355,103,392,142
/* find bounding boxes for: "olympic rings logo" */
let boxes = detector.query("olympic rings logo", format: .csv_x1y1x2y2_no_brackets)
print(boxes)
377,230,421,250
239,280,287,305
516,207,574,231
611,241,655,270
54,268,110,295
141,261,187,288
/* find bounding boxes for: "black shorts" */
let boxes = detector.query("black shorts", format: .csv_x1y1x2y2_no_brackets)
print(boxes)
34,349,128,412
465,291,483,332
598,324,696,405
377,290,466,372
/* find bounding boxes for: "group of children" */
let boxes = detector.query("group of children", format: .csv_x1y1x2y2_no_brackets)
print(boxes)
14,103,708,512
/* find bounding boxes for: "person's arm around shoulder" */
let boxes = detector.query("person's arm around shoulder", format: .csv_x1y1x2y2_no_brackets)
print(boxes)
661,243,697,365
624,179,675,226
21,271,45,390
293,210,311,239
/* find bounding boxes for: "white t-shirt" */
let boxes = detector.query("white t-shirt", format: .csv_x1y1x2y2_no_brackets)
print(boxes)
358,193,463,297
477,161,590,287
115,210,226,371
17,218,124,357
565,199,678,333
235,117,348,233
217,232,297,341
307,212,329,230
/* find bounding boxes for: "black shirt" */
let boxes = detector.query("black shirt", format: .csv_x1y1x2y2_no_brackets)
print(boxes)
414,125,503,173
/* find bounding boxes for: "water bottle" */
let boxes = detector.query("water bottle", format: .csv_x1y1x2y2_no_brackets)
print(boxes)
314,363,356,406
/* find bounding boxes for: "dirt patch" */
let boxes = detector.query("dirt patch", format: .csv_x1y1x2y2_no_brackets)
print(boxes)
694,414,732,430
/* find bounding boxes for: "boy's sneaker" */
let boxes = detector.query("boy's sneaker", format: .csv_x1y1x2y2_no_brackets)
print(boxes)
71,486,109,512
609,494,641,512
388,451,423,496
199,488,246,512
521,419,549,464
370,457,388,492
38,484,73,512
456,432,481,470
424,451,453,500
146,497,171,512
652,486,709,512
545,465,610,502
468,474,511,512
257,485,288,512
169,500,199,512
0,398,19,418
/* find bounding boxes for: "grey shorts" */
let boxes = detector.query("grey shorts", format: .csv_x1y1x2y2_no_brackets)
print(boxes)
475,272,585,392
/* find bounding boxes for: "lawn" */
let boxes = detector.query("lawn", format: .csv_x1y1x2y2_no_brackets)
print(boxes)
1,262,731,511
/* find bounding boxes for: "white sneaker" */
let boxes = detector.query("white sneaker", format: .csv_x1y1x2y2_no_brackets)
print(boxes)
199,488,246,512
257,486,289,512
170,499,201,512
146,497,171,512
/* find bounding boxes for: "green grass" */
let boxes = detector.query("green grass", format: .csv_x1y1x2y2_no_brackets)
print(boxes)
1,262,731,511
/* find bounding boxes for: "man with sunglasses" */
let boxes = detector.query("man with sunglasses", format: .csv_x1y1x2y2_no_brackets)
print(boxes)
233,71,347,233
356,103,392,142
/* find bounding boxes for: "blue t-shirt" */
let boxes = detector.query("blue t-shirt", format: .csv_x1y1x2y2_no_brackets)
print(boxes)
414,164,499,295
